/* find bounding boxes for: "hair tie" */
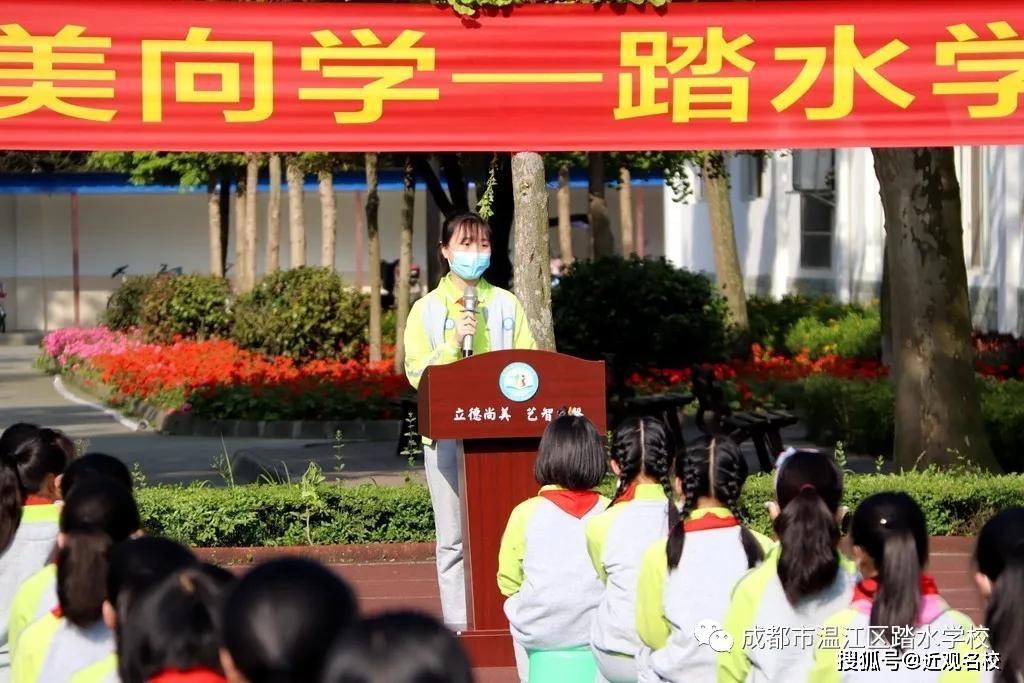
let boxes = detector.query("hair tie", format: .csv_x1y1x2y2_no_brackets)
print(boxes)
800,483,816,493
878,517,888,526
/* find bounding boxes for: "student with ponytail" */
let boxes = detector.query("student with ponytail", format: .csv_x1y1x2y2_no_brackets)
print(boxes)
585,417,677,682
634,437,772,683
718,450,856,683
810,492,976,682
11,478,139,683
497,410,609,682
119,565,234,683
1,425,74,677
8,453,134,653
971,507,1024,683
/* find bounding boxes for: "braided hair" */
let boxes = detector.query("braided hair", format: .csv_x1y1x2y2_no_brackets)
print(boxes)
609,416,677,506
666,436,764,571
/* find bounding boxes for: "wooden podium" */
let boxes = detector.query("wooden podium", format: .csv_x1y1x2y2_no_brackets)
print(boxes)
418,349,606,667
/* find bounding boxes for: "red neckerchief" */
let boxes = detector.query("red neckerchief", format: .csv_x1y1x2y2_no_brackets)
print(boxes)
683,512,740,532
611,482,638,505
50,606,63,618
539,489,602,519
149,669,227,683
25,495,55,506
853,575,940,604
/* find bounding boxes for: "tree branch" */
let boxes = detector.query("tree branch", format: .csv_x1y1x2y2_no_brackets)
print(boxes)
413,154,454,217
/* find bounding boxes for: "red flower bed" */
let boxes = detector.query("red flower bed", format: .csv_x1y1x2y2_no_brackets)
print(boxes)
88,337,412,421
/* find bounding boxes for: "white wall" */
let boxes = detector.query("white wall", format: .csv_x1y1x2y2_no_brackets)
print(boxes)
0,181,665,331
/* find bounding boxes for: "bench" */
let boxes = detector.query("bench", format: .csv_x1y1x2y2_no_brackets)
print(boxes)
690,365,798,473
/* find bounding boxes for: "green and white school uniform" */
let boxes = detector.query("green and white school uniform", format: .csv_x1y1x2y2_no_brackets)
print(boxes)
585,483,671,682
634,507,774,683
0,500,59,682
717,545,858,683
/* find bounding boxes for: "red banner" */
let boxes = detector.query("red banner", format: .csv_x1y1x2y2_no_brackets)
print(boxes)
1,0,1023,151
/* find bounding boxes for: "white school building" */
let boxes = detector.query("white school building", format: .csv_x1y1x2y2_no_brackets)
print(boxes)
1,147,1022,334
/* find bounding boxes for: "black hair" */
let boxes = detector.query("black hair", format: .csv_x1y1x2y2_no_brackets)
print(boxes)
56,478,141,628
975,507,1024,683
773,450,844,605
667,436,763,570
438,212,492,272
222,558,358,683
60,452,132,498
60,476,140,539
609,416,676,505
58,529,113,627
119,565,233,683
851,492,928,644
534,412,606,491
0,426,73,552
319,611,472,683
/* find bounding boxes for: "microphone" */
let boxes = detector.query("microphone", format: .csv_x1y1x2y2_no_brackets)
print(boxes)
462,285,478,358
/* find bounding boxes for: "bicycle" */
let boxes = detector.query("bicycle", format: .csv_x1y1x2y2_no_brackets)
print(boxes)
0,282,7,334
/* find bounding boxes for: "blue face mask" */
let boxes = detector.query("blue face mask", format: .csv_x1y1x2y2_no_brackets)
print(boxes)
449,250,491,280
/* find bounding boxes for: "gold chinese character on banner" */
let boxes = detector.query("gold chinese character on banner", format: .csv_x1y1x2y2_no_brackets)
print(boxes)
299,28,440,124
141,27,273,123
934,22,1024,118
772,25,914,120
616,29,755,123
0,24,114,121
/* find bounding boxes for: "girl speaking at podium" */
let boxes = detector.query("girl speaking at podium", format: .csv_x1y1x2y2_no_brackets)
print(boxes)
404,212,537,630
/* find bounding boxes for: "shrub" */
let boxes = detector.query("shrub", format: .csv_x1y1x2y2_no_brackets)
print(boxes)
140,274,233,344
747,295,860,352
552,256,730,371
785,308,881,359
796,375,894,456
133,473,1024,546
104,275,156,331
980,378,1024,473
233,267,369,361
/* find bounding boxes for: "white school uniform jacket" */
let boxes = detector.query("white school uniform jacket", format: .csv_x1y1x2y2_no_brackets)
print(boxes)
717,544,859,683
0,501,59,682
498,486,609,651
810,578,986,683
585,483,671,659
12,610,114,683
634,507,775,683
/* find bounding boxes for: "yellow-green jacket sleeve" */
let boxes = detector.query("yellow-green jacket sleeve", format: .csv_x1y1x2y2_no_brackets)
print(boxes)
512,298,538,350
11,612,60,683
8,563,56,658
403,298,460,390
585,507,622,584
498,498,540,597
635,541,671,650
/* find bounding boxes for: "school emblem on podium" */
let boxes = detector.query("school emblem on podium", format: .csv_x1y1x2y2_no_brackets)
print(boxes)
499,362,539,402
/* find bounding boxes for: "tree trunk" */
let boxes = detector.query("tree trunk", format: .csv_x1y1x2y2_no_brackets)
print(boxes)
207,180,223,277
880,236,893,366
365,153,382,363
619,162,635,257
395,157,416,374
557,163,574,266
872,147,997,471
319,169,336,270
286,156,305,268
234,175,246,290
488,154,514,289
242,153,259,292
511,152,556,350
703,152,749,331
266,153,281,274
589,152,614,257
218,171,230,276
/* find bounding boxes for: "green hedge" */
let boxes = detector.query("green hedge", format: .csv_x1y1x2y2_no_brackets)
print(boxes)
747,295,864,352
140,274,233,343
137,483,435,547
104,275,157,331
135,472,1024,547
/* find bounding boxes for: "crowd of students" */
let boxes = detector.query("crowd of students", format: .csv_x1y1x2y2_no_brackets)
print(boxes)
497,411,1022,683
0,423,473,683
4,414,1023,683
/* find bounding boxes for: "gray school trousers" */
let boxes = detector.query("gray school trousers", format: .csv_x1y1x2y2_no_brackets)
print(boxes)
423,438,467,629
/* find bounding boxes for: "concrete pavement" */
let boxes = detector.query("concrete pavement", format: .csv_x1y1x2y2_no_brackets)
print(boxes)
0,345,423,486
